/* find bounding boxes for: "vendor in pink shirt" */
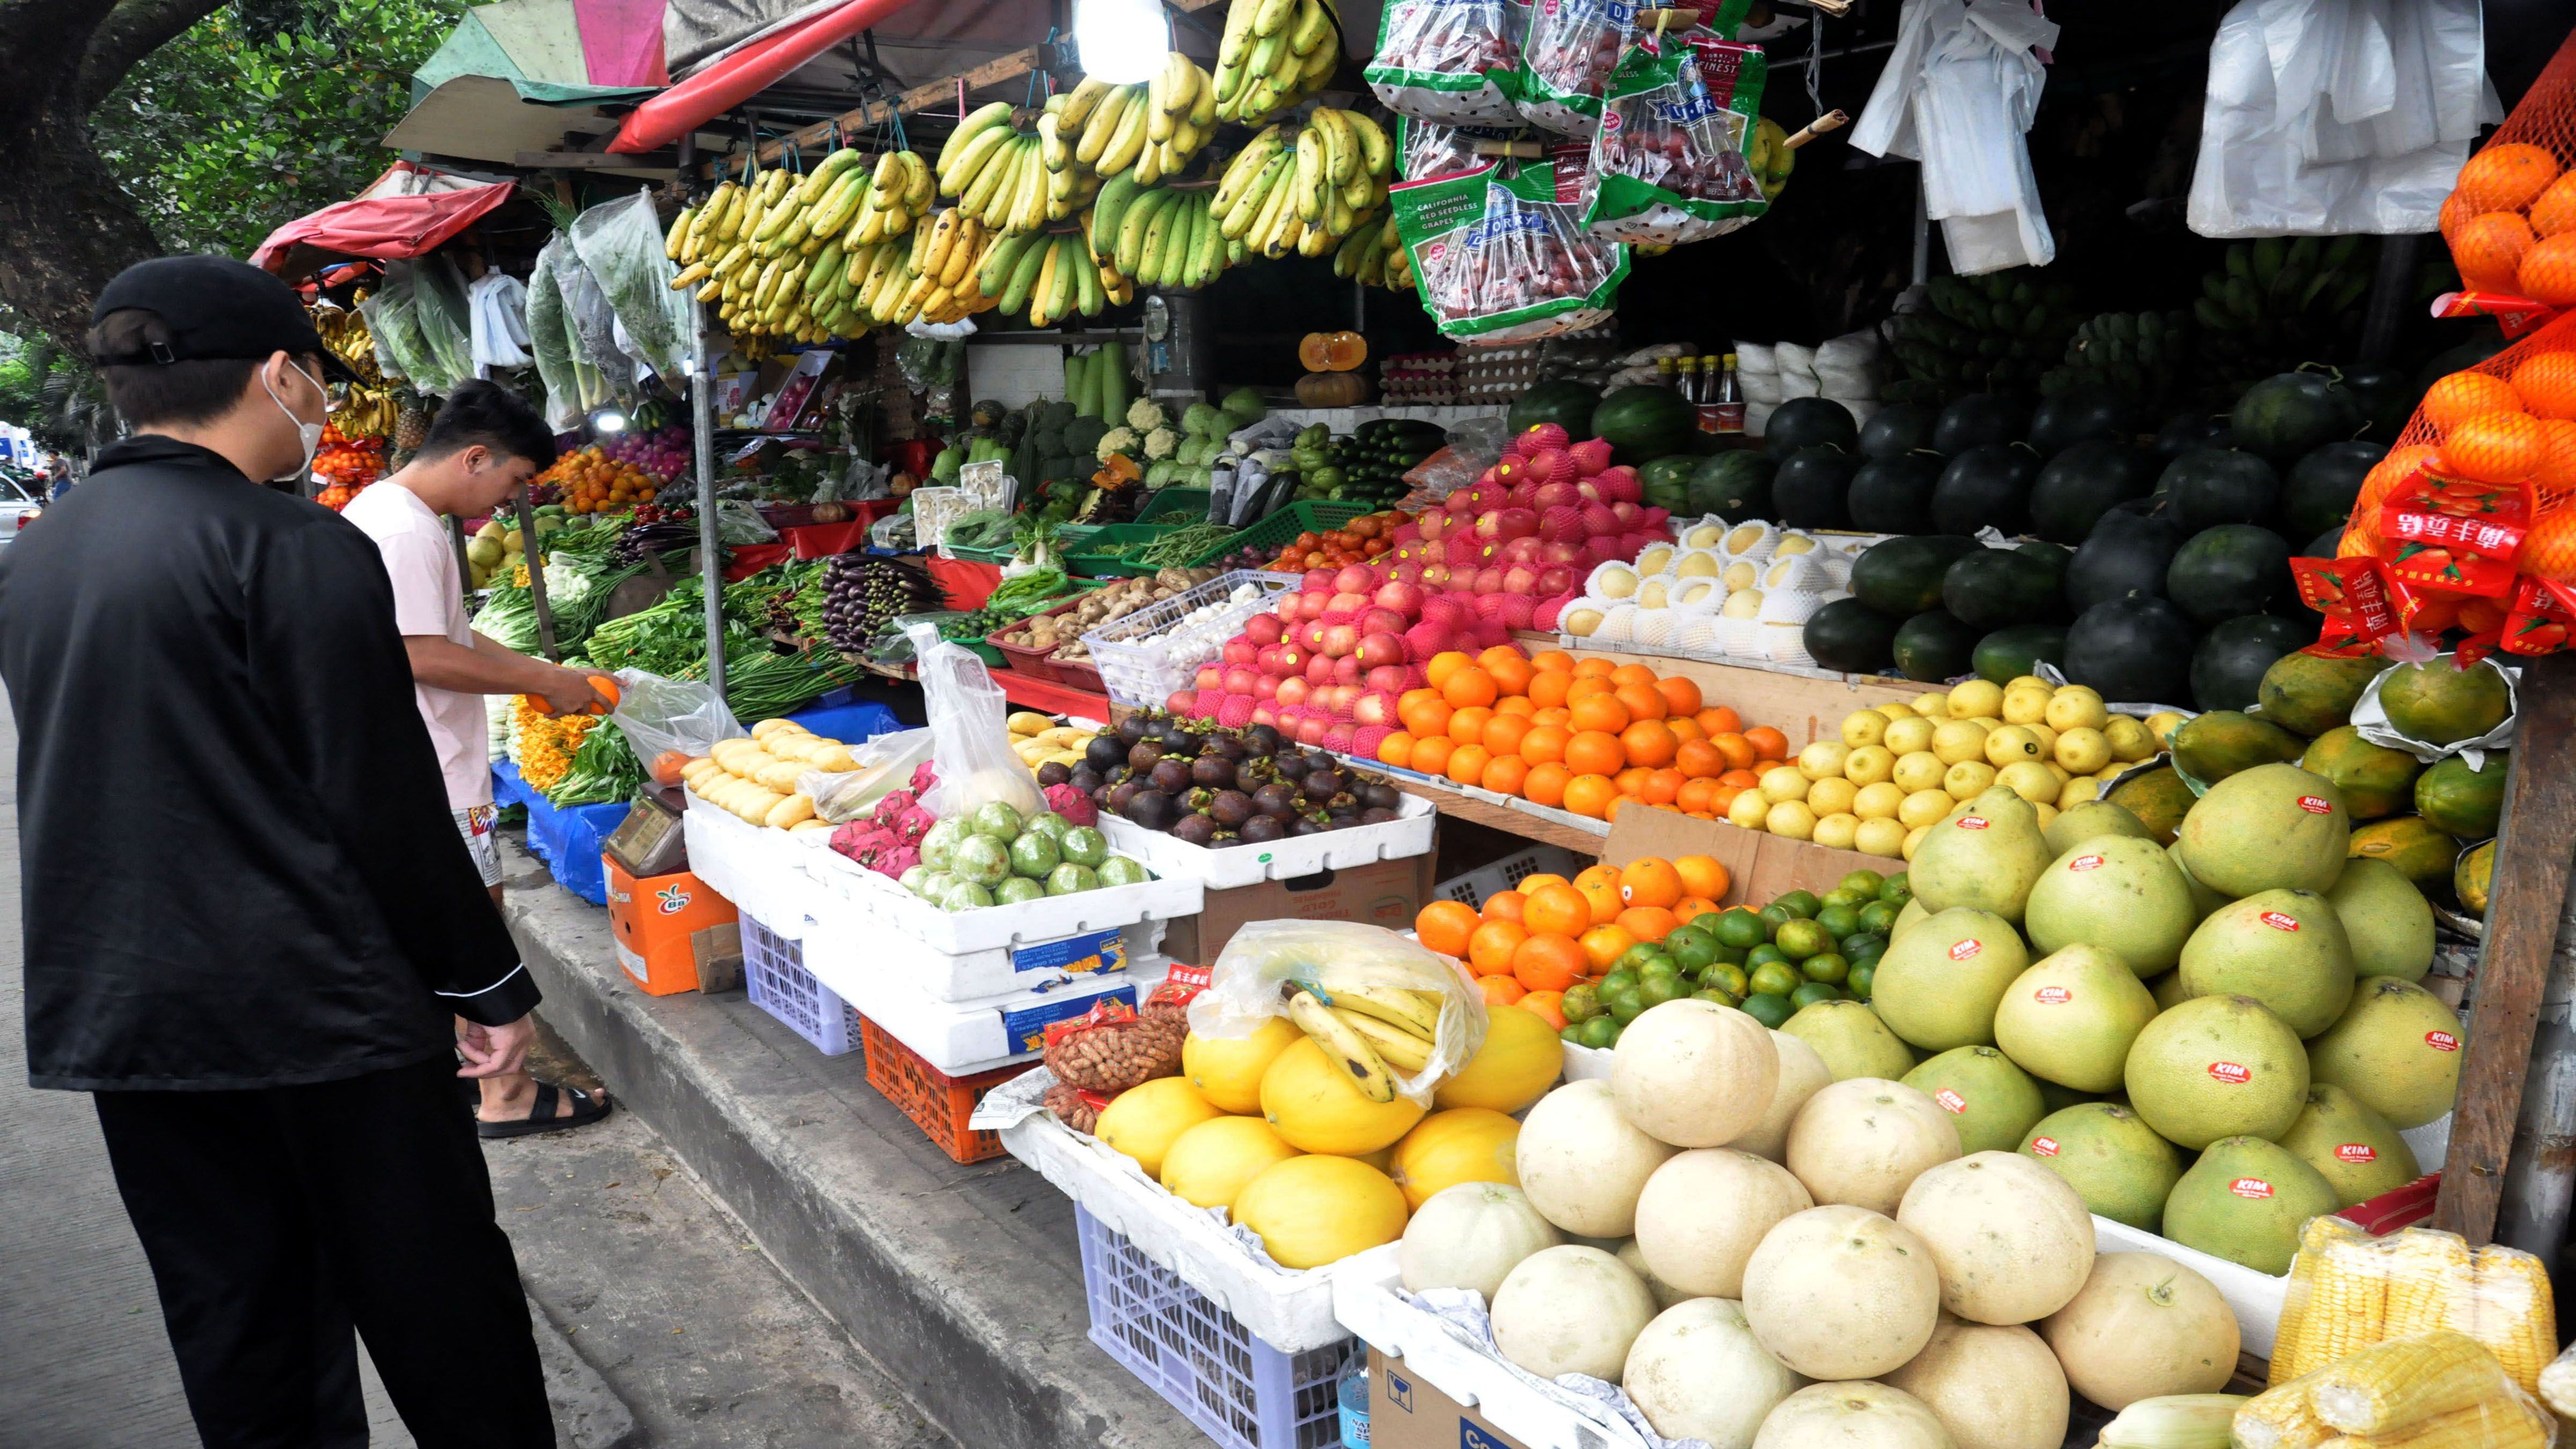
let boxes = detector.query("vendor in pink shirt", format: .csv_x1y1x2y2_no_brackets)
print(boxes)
342,380,612,1137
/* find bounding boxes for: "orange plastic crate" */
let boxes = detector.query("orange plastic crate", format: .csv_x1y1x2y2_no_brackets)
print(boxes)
857,1016,1030,1163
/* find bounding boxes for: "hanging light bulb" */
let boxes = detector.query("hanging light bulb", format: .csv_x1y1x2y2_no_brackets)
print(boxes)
1074,0,1170,85
590,407,630,435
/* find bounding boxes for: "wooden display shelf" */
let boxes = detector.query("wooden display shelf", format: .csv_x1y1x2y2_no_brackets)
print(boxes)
1379,774,1611,857
1541,642,1926,751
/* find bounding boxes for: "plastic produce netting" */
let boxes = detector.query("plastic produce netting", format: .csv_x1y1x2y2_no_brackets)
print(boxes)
1187,920,1486,1108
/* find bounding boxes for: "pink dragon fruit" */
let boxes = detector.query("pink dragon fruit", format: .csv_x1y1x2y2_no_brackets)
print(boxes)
831,821,897,862
1044,782,1097,826
910,760,939,794
871,787,918,829
892,806,939,844
868,844,921,879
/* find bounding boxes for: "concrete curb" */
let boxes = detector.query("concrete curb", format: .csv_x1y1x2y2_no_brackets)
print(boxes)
498,844,1201,1449
529,1294,641,1449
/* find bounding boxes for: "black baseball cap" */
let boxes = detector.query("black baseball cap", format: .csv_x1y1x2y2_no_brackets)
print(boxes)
92,255,360,383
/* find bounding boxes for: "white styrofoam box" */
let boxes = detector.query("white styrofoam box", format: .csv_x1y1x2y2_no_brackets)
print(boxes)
681,793,805,930
2090,1215,2286,1358
1097,793,1436,889
801,843,1202,954
1000,1097,1390,1352
800,880,1167,1002
1331,1257,1652,1449
1561,1040,1612,1083
804,935,1143,1074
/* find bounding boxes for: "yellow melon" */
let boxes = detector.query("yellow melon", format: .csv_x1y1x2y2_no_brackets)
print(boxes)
1183,1018,1302,1115
1432,1007,1567,1115
1160,1116,1302,1209
1233,1154,1410,1269
1388,1108,1522,1210
1094,1077,1224,1178
1261,1037,1426,1155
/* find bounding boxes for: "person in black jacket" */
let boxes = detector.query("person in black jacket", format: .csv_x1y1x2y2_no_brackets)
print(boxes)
0,257,552,1447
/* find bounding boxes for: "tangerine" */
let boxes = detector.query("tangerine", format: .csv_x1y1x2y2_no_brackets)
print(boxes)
1481,713,1532,758
2514,353,2576,421
1521,762,1572,808
1511,933,1587,993
1562,773,1618,819
1409,734,1455,775
1619,857,1684,908
1521,882,1591,937
2534,420,2576,504
1710,784,1746,816
2456,211,2538,292
1446,744,1495,786
1526,670,1572,709
1532,706,1572,728
1400,696,1454,738
1571,656,1618,678
1608,663,1658,689
1478,974,1528,1006
2520,234,2576,306
1377,730,1417,766
2360,444,2443,509
1676,777,1722,813
2425,371,2526,431
2535,173,2576,238
1530,649,1575,673
1675,738,1726,779
1696,705,1744,736
1643,767,1686,805
1518,991,1568,1031
2457,143,2563,214
2458,596,2509,634
1614,766,1652,797
1518,724,1570,766
1744,725,1790,761
1710,731,1758,771
1477,644,1526,671
2440,190,2478,241
1485,655,1534,699
1446,705,1495,745
2445,410,2547,482
2521,504,2576,577
1564,675,1615,706
1495,696,1536,719
1673,896,1718,924
1481,889,1527,924
1656,676,1704,716
1467,919,1528,975
1424,651,1473,690
1482,753,1531,796
1664,716,1704,746
1614,682,1668,722
1564,729,1626,775
1414,899,1480,956
1578,924,1638,971
1442,667,1499,709
1569,692,1631,734
1620,719,1679,769
1618,906,1679,943
1718,767,1761,789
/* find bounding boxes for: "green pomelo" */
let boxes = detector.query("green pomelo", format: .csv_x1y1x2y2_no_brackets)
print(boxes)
2123,994,2309,1149
1868,908,2030,1051
2175,763,2350,897
2324,858,2433,983
2174,889,2355,1038
2041,800,2152,858
1779,999,1918,1082
2297,727,2419,821
2018,1103,2186,1232
2377,657,2511,746
2168,843,2229,921
2273,1084,2421,1208
1910,786,2055,925
1890,896,1932,945
2148,970,2193,1012
1993,945,2158,1094
2161,1136,2340,1275
1903,1046,2049,1155
2024,836,2198,977
2303,979,2462,1130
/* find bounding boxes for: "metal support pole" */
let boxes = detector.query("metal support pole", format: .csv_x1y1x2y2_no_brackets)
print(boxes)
2356,234,2423,369
1911,170,1931,286
513,486,560,660
448,514,474,607
691,269,726,701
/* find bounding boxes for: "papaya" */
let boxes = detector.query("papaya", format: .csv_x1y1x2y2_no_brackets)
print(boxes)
2348,816,2461,890
2414,753,2507,840
2169,710,2306,788
2377,657,2512,745
2456,840,2494,917
2298,726,2421,820
2105,765,2196,845
2256,651,2386,737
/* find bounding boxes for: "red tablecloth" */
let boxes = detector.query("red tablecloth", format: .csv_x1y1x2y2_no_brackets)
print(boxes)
782,521,869,558
928,555,1004,610
998,670,1114,723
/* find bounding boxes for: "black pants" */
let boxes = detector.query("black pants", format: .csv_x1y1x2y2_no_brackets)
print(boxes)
92,1054,552,1449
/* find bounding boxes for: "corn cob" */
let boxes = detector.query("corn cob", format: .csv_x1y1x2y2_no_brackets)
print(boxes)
2318,1393,2551,1448
2311,1331,2506,1435
2095,1393,2244,1448
2380,1229,2477,1342
2470,1243,2557,1395
2279,1217,2389,1385
2236,1377,2333,1449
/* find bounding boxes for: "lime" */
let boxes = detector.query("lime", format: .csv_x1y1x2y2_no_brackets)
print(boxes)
1693,986,1741,1007
1639,975,1687,1008
1666,926,1720,971
1559,1023,1586,1044
1750,961,1803,998
1774,919,1832,960
1816,903,1862,940
1802,952,1849,985
1820,889,1863,912
1711,909,1769,950
1617,943,1668,975
1703,961,1751,998
1605,984,1647,1025
1600,969,1641,998
1858,900,1900,934
1561,982,1602,1024
1741,992,1796,1028
1757,903,1795,936
1839,869,1887,898
1635,951,1682,980
1775,890,1822,919
1878,872,1913,905
1745,943,1789,972
1848,961,1876,999
1790,980,1845,1009
1579,1015,1622,1049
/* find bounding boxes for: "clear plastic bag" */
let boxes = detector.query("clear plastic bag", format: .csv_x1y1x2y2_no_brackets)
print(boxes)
1394,159,1628,343
467,270,532,371
902,618,1044,821
570,188,691,383
2272,1219,2559,1396
1514,0,1745,136
609,669,744,782
2240,1331,2556,1448
1399,115,1530,182
796,726,934,823
1042,997,1188,1094
1186,920,1487,1108
1584,32,1769,246
558,251,636,408
524,239,586,433
409,257,477,392
1366,0,1523,126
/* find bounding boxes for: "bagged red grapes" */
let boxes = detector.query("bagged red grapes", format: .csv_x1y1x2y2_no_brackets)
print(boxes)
1583,31,1769,244
1398,114,1536,180
1517,0,1748,136
1366,0,1524,125
1391,156,1628,342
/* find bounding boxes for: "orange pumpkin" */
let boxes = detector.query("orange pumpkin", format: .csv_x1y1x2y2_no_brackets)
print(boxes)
1294,371,1372,406
1296,331,1370,373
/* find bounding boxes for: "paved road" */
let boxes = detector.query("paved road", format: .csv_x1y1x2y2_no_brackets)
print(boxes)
0,698,949,1449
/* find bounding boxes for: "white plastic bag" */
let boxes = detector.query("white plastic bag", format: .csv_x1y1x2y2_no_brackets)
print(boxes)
799,726,934,823
467,270,532,373
1851,0,2059,274
1186,920,1487,1108
524,239,586,433
903,620,1043,821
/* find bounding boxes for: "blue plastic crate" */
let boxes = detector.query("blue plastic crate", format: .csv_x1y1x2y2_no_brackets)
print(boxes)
742,914,862,1056
1075,1205,1355,1449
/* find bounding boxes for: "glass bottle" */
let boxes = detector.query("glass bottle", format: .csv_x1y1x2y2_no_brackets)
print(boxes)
1338,1358,1370,1448
1709,352,1746,435
1675,355,1702,404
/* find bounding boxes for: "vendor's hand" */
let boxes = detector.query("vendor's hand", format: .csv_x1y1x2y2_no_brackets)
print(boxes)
538,669,611,717
457,1014,537,1079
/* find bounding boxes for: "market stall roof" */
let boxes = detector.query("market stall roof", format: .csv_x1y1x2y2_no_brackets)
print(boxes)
386,0,668,169
247,162,521,277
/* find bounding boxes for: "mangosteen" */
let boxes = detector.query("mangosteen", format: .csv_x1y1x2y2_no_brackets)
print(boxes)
1301,749,1334,774
1253,782,1301,819
1036,761,1071,788
1106,780,1141,814
1085,736,1128,773
1116,715,1150,746
1155,721,1197,754
1359,807,1398,825
1301,769,1345,802
1191,755,1235,789
1243,723,1282,757
1149,758,1194,795
1205,735,1247,762
1287,817,1327,836
1124,788,1178,832
1182,786,1217,816
1069,765,1103,794
1171,813,1219,847
1357,781,1401,811
1240,814,1286,844
1209,790,1254,828
1126,740,1164,772
1211,830,1241,846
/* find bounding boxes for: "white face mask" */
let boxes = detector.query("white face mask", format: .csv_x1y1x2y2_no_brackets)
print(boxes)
260,359,326,484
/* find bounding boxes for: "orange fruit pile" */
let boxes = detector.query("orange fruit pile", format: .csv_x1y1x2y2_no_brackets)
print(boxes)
2445,142,2576,304
538,445,660,515
1374,646,1792,821
1414,854,1731,1028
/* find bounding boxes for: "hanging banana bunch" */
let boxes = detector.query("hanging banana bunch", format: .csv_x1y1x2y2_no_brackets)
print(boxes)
1209,107,1392,262
845,149,935,244
936,101,1096,237
1213,0,1342,126
1091,176,1236,291
1336,212,1415,290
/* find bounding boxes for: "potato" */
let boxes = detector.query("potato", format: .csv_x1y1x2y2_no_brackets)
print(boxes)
806,745,855,771
764,793,815,830
755,760,806,792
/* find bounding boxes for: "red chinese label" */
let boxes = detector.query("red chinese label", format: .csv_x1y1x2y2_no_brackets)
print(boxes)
1956,816,1990,831
2069,854,2104,872
2336,1144,2378,1163
2209,1062,2252,1085
1934,1089,1967,1114
2297,796,2334,815
2261,911,2301,932
2383,537,2518,598
2427,1031,2460,1052
2292,556,2399,634
2035,986,2073,1005
2431,289,2560,338
2230,1177,2275,1199
2029,1137,2060,1157
1949,939,1982,961
2387,503,2529,564
2504,575,2576,657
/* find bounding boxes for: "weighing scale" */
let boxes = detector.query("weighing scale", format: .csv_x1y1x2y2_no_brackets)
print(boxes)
602,782,692,879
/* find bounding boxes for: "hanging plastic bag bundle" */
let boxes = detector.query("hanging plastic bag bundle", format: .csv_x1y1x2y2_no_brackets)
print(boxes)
1517,0,1750,137
1187,920,1487,1107
1393,156,1629,342
900,618,1044,821
1397,114,1533,181
1366,0,1524,126
1584,30,1769,245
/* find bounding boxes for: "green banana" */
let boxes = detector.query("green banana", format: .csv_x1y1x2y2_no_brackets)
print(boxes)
977,232,1037,297
1092,173,1147,258
1117,188,1174,276
1000,235,1051,313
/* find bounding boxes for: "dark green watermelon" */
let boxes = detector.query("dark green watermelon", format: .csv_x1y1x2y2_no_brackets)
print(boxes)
2028,385,2139,454
1930,443,2043,537
1859,402,1943,461
2230,372,2363,464
1765,397,1862,459
2413,332,2511,402
1592,385,1697,464
1847,453,1944,534
2336,368,2417,443
2167,524,2292,625
1688,451,1775,521
2017,540,2072,598
2191,613,2311,712
1637,455,1699,514
1932,393,2030,455
2299,527,2343,559
2028,441,2160,545
2067,502,2186,613
1892,610,1980,683
1943,547,2062,631
2282,440,2388,539
1509,380,1602,438
1975,624,2071,684
2063,593,2195,705
1852,535,1980,617
1773,447,1858,529
2155,412,2233,459
2158,447,2281,535
1804,598,1903,674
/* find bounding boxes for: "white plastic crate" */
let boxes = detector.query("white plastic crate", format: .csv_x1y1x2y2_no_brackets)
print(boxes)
802,843,1201,955
681,789,819,933
1433,844,1582,911
741,913,862,1056
1080,570,1297,707
800,939,1142,1075
1097,793,1436,890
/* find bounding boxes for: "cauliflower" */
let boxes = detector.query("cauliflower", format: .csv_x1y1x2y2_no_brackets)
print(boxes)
1181,401,1227,437
1143,427,1178,460
1096,426,1140,462
1125,398,1167,433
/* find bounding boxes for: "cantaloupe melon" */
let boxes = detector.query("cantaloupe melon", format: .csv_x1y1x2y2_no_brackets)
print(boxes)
1095,1077,1225,1177
1432,1004,1566,1114
1516,1080,1680,1237
1741,1205,1943,1379
2038,1252,2240,1409
1183,1016,1302,1114
1633,1148,1815,1299
1785,1079,1963,1215
1231,1154,1408,1269
1751,1381,1952,1448
1613,999,1780,1147
1624,1299,1805,1449
1490,1245,1659,1382
1261,1036,1426,1155
1399,1182,1562,1301
1614,1239,1695,1309
1388,1107,1520,1210
1880,1316,2068,1449
1893,1152,2095,1324
1159,1115,1300,1209
1733,1030,1835,1162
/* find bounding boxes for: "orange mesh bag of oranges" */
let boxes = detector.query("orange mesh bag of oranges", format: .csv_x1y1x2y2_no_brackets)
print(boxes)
2438,31,2576,315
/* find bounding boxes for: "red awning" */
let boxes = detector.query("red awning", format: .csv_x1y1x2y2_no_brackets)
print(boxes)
250,167,519,275
607,0,912,154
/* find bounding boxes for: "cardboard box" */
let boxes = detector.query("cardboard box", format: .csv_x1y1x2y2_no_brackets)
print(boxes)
1368,1348,1532,1449
1161,854,1437,964
1601,799,1894,908
603,859,739,996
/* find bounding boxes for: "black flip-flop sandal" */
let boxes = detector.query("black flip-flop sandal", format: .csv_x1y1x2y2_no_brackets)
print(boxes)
477,1081,612,1139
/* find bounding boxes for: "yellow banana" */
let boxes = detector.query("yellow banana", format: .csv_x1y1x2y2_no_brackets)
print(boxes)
1316,982,1444,1040
1285,991,1397,1103
1335,1008,1432,1073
